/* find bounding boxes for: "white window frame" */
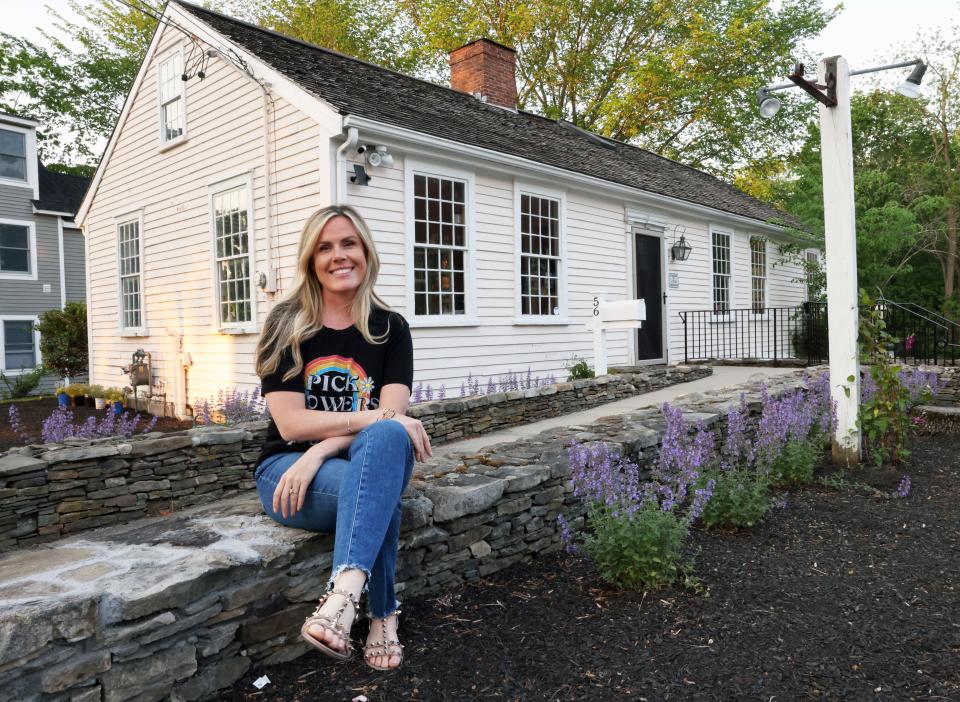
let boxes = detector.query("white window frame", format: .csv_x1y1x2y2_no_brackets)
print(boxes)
0,218,38,281
116,210,147,336
0,315,40,374
404,159,478,327
0,123,39,197
513,181,569,324
749,235,768,318
710,225,734,321
208,172,257,334
156,46,188,150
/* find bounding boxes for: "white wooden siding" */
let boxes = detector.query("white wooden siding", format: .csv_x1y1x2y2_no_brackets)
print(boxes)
83,23,330,407
85,22,810,412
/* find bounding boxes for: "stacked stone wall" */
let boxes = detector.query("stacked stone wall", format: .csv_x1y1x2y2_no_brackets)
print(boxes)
2,369,792,702
0,367,709,551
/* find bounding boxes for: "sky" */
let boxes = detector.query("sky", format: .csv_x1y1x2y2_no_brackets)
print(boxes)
4,0,959,66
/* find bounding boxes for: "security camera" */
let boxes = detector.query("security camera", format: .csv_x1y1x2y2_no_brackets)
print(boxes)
356,144,367,154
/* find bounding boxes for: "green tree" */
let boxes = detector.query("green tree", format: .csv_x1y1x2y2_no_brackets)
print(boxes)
221,0,427,73
0,0,157,168
395,0,833,176
36,303,88,380
759,27,960,314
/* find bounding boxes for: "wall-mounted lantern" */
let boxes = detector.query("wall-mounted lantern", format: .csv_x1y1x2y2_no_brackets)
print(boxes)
670,226,692,262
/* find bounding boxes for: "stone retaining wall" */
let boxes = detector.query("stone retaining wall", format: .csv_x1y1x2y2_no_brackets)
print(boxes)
408,366,710,443
0,370,805,702
929,365,960,404
0,367,710,552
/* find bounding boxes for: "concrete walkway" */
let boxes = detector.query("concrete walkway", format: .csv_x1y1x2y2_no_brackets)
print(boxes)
432,365,799,458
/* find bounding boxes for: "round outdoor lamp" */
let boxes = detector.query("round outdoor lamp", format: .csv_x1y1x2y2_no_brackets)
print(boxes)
671,234,692,262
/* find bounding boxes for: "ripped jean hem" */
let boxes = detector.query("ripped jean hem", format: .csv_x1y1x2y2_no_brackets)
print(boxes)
327,563,372,595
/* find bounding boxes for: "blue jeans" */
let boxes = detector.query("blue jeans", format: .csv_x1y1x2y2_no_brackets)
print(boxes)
254,420,414,618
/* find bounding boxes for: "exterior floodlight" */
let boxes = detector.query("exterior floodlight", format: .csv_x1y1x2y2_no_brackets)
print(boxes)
757,88,781,118
365,145,394,168
896,62,927,98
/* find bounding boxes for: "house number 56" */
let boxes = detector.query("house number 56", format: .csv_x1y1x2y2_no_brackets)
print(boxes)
593,297,600,316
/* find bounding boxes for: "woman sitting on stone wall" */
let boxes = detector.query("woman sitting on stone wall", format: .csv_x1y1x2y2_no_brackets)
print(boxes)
254,204,431,671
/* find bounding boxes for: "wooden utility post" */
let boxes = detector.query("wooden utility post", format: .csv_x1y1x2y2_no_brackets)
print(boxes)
818,56,861,465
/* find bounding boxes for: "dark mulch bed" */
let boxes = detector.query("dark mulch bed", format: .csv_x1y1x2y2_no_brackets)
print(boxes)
0,397,194,452
224,436,960,701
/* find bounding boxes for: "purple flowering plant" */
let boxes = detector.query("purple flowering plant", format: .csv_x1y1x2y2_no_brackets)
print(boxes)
7,405,28,442
892,474,911,498
40,406,158,444
193,386,268,426
565,403,720,590
413,368,558,404
697,396,775,529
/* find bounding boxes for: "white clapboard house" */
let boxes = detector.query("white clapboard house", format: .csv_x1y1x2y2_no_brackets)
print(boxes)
77,0,816,417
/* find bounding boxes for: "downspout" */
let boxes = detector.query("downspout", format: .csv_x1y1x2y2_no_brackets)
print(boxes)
57,218,66,309
261,86,277,293
335,126,358,204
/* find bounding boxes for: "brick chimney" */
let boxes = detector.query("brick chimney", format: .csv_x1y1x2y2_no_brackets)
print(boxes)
449,38,518,110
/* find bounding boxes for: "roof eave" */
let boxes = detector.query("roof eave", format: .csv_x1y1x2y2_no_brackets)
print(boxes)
342,114,794,236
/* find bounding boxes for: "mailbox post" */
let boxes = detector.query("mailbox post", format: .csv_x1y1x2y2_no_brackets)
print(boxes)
587,296,647,375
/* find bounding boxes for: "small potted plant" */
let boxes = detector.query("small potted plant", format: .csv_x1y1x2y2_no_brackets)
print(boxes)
75,384,91,406
64,383,84,406
90,385,107,410
54,385,69,408
106,387,125,416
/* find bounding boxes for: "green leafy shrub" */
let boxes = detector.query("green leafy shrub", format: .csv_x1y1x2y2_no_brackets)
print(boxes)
697,468,772,528
35,303,87,379
583,503,688,590
769,438,819,486
856,291,938,466
564,355,594,381
0,365,45,399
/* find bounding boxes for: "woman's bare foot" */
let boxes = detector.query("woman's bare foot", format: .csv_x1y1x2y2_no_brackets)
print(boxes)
364,613,403,670
306,569,366,655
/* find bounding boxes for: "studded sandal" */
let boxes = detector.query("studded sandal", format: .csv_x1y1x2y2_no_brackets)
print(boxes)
363,610,404,671
300,588,360,661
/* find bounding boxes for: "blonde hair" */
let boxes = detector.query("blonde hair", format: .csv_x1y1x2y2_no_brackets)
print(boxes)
256,205,390,382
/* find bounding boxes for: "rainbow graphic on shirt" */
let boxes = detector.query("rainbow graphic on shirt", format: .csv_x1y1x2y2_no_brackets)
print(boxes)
303,355,373,411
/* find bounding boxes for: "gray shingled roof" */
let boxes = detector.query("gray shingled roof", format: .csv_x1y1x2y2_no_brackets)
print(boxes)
175,1,794,227
34,161,90,215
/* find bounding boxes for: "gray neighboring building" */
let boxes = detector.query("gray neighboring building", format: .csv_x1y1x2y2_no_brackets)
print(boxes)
0,113,89,391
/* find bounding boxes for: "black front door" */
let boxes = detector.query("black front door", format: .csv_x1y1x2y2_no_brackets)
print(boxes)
635,232,663,361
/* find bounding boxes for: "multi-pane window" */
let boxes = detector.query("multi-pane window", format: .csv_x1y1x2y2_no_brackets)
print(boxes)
413,173,466,316
158,52,184,144
712,230,731,314
750,236,767,314
118,219,142,330
0,129,26,181
213,186,252,325
520,193,561,316
0,223,30,273
4,321,35,370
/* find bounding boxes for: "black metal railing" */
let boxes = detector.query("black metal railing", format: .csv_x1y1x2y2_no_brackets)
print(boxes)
680,298,960,366
876,298,960,366
680,302,828,365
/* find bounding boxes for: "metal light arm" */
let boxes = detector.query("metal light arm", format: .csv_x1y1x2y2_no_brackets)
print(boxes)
761,57,925,102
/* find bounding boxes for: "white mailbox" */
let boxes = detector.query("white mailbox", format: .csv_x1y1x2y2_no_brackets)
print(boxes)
587,296,646,375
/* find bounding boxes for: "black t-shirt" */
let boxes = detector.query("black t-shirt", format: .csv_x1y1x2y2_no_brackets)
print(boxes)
258,309,413,465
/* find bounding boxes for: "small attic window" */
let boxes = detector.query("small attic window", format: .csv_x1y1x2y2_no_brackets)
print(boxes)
157,48,187,147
